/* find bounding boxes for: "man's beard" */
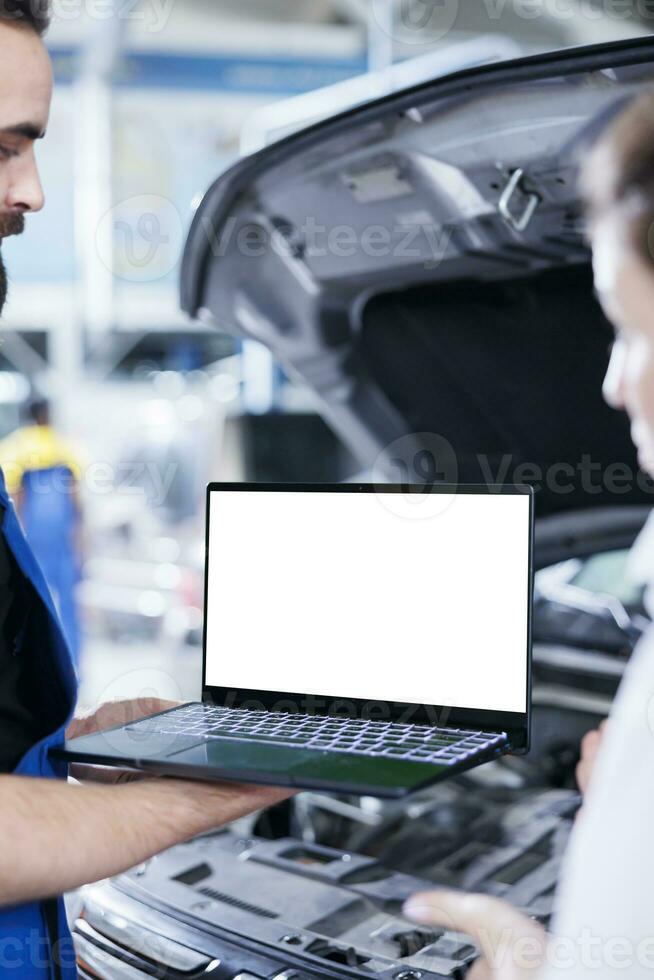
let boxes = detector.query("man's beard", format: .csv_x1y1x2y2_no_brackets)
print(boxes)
0,251,6,317
0,213,25,316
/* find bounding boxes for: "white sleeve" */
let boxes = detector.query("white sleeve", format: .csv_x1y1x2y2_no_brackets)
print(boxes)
539,628,654,977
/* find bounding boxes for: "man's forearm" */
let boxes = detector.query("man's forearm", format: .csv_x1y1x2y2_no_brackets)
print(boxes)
0,774,288,907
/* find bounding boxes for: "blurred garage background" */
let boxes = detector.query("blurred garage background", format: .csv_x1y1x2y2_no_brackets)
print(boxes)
1,0,652,712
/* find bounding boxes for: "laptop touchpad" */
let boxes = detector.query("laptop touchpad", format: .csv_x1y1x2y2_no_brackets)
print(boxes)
164,738,310,783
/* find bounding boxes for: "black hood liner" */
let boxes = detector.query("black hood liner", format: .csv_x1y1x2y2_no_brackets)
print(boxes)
360,265,652,516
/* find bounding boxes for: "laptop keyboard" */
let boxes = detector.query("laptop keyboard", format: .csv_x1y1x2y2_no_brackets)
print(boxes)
137,704,507,765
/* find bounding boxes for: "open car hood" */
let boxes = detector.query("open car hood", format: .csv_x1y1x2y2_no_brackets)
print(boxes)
181,38,654,515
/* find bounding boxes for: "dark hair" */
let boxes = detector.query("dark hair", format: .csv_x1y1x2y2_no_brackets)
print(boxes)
581,90,654,266
0,0,50,35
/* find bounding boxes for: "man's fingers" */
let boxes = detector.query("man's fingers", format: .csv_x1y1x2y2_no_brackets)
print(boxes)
182,779,295,812
577,725,607,795
220,781,293,804
580,728,602,756
403,890,546,970
467,958,492,980
121,698,179,724
403,889,519,943
403,889,477,932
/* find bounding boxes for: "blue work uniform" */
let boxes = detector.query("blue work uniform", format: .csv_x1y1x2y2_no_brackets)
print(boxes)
0,425,83,668
21,466,82,667
0,468,78,979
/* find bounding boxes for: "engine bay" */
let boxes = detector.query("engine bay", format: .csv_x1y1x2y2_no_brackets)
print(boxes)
75,779,579,979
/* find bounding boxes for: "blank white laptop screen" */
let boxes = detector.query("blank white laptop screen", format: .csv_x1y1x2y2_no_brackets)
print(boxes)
204,489,530,714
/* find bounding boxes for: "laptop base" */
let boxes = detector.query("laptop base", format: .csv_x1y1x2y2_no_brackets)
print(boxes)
52,703,509,799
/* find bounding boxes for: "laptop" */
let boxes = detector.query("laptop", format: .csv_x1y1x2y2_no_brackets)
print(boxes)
53,482,533,799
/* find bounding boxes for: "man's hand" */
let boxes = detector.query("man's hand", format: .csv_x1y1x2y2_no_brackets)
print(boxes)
66,698,179,784
403,890,546,980
165,778,294,829
4,701,296,908
0,771,294,908
66,697,179,740
576,720,608,797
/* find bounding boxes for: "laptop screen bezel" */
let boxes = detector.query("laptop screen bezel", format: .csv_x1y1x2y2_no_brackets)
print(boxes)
201,482,533,752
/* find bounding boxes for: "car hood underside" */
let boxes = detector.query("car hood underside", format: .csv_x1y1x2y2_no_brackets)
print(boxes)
181,37,654,515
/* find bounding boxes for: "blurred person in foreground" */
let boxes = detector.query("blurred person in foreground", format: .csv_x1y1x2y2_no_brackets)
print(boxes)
0,397,84,665
0,5,289,977
404,91,654,977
